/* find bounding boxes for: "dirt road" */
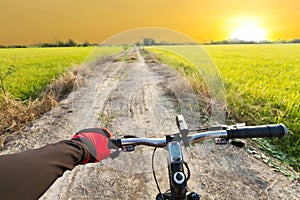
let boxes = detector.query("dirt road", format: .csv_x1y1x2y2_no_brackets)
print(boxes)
1,48,299,199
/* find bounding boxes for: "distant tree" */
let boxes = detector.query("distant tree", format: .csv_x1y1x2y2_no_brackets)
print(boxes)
291,39,300,43
143,38,155,46
81,40,91,47
57,41,64,47
65,39,76,47
41,43,58,47
41,43,49,47
135,41,142,46
8,45,27,48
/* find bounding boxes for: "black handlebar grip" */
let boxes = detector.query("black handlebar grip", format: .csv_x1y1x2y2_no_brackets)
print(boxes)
108,138,122,149
227,124,288,139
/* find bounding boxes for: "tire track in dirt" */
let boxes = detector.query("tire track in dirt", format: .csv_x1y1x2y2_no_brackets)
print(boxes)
0,48,299,199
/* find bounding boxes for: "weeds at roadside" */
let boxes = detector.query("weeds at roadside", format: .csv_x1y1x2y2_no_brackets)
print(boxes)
97,110,115,128
113,52,138,63
246,143,300,181
0,66,88,147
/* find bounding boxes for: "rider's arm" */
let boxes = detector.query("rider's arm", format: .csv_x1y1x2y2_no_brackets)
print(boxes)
0,128,112,200
0,140,86,199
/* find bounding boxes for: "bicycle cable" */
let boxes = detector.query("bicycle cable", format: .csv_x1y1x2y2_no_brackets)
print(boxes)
152,147,163,197
183,161,191,181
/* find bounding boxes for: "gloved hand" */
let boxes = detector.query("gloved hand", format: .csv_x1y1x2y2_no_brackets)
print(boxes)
71,128,113,164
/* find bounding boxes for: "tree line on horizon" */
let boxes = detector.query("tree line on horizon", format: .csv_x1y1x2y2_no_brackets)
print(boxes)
0,39,93,48
139,38,300,46
1,38,300,48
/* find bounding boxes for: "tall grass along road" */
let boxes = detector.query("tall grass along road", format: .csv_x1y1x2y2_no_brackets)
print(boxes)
147,44,300,173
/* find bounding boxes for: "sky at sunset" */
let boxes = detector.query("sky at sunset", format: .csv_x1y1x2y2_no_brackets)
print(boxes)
0,0,300,45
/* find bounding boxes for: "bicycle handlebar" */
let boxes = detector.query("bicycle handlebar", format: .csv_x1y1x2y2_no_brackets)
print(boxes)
108,124,287,149
226,124,287,139
107,121,288,200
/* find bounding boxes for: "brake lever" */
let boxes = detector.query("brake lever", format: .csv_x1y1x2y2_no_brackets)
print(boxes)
110,151,120,159
109,144,136,159
109,135,138,159
230,140,245,148
210,123,245,148
227,123,245,148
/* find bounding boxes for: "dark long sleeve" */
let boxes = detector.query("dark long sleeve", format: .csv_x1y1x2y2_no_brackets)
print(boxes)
0,140,88,200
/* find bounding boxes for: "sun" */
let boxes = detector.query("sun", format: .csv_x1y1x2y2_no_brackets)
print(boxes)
230,20,268,42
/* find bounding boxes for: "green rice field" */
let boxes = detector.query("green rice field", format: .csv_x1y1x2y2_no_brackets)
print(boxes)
0,46,123,100
147,44,300,172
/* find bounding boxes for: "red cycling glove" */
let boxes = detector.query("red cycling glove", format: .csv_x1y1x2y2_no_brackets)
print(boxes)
71,128,113,164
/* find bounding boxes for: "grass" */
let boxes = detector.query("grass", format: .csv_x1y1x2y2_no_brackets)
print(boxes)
0,46,124,100
113,51,138,63
0,47,92,100
147,44,300,173
204,44,300,172
145,46,224,104
0,46,124,137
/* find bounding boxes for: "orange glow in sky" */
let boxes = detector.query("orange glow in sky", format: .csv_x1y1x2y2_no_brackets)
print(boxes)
0,0,300,45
